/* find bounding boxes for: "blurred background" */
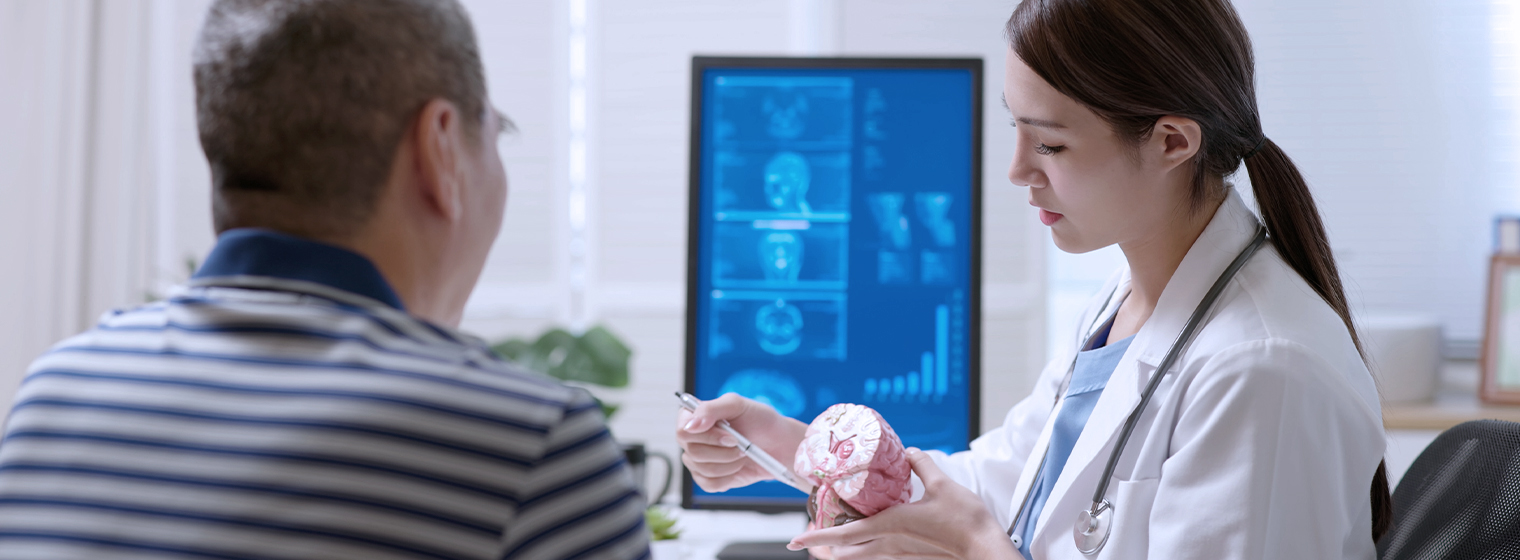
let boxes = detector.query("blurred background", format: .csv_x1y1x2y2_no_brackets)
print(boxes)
1,0,1517,500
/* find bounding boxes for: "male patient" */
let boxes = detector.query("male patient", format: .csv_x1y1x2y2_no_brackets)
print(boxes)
0,1,648,558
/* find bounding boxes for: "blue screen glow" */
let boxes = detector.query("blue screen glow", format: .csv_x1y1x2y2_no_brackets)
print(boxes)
689,63,978,508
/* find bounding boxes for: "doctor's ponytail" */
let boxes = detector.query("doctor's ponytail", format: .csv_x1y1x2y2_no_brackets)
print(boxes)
1243,138,1394,541
1007,0,1393,542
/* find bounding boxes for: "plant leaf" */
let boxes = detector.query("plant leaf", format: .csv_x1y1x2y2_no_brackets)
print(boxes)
576,326,631,388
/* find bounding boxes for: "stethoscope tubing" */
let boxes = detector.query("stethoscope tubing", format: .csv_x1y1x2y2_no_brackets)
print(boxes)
1087,225,1269,506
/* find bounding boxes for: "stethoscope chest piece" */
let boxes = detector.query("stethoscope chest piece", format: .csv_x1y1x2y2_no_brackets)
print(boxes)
1073,500,1112,555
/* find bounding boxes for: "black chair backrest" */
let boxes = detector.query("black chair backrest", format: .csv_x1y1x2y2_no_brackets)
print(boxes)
1378,419,1520,560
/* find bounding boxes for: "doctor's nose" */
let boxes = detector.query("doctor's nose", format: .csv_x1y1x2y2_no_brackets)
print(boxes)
1008,145,1045,189
1009,152,1045,190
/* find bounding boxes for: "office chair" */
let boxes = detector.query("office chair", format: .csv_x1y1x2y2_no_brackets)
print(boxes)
1377,419,1520,560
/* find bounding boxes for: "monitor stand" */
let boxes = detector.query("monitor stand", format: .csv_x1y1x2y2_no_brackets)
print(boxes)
715,541,809,560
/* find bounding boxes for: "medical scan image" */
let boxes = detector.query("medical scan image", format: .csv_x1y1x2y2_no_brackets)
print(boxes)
693,63,978,504
765,152,811,212
711,76,853,147
717,368,808,418
915,193,956,248
754,299,804,355
869,193,913,250
713,150,850,219
870,193,914,285
759,232,804,283
920,250,954,285
707,293,845,361
711,222,847,290
764,91,808,139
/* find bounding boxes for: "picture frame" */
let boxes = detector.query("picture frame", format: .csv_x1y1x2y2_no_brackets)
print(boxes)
1480,253,1520,404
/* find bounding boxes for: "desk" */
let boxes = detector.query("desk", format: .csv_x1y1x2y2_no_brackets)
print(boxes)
650,508,810,560
1382,360,1520,430
1381,360,1520,486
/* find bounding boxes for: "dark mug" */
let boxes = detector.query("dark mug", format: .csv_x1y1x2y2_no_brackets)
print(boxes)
622,442,675,505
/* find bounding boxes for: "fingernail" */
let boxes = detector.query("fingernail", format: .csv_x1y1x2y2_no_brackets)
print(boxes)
907,447,921,455
684,420,697,431
786,542,803,551
719,435,737,447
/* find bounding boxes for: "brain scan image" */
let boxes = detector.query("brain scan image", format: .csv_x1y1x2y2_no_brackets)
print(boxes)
709,293,845,360
712,223,845,289
763,91,810,139
755,299,805,355
712,77,852,147
759,231,805,283
764,152,812,213
719,368,807,418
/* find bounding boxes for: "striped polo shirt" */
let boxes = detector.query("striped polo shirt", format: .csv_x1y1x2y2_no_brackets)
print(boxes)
0,229,650,560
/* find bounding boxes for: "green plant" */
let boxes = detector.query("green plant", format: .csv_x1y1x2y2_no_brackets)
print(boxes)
645,506,681,541
491,325,631,418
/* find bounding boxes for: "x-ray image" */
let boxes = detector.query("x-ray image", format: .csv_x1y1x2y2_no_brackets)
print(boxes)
712,222,847,290
712,150,850,219
868,193,913,250
759,232,804,283
711,76,853,148
915,192,957,248
718,369,807,418
709,292,846,361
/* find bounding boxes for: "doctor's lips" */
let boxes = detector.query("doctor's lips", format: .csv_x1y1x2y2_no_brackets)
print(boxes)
1036,207,1064,226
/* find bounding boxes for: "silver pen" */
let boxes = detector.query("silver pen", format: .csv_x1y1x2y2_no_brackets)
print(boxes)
675,392,813,494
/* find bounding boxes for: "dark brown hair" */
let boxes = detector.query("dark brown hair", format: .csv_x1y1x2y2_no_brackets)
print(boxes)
194,0,488,238
1006,0,1392,541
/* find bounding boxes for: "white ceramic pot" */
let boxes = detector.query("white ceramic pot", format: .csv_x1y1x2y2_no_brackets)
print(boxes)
1361,312,1443,403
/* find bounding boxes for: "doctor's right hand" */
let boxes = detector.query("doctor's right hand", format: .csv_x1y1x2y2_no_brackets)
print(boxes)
676,393,809,492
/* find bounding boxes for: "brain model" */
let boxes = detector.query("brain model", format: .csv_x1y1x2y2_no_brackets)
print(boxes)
793,403,912,529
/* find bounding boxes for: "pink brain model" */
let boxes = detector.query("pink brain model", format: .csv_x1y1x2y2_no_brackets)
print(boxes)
793,403,912,529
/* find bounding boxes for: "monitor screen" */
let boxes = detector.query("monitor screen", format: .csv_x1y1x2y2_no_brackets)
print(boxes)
683,57,982,511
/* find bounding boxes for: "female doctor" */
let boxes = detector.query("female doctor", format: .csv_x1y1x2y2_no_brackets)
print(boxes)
677,0,1392,558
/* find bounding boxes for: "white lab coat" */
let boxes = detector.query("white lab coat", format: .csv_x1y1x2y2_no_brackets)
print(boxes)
923,191,1385,559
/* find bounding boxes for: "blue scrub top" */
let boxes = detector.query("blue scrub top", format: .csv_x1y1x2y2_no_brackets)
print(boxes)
1015,323,1134,559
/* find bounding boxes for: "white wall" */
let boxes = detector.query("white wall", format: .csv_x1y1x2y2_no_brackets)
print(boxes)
1048,0,1520,353
0,0,216,411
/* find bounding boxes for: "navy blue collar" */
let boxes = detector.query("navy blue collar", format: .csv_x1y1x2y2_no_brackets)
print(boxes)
193,229,405,311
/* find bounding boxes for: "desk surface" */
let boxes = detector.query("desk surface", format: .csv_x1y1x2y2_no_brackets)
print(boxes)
1382,360,1520,430
650,508,809,560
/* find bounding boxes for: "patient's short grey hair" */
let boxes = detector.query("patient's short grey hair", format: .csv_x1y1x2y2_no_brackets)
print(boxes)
194,0,487,237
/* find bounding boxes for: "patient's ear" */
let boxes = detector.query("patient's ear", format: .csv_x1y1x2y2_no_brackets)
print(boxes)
411,98,465,222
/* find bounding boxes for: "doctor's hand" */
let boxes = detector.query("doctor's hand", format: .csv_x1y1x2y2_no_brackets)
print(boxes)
786,449,1020,560
676,393,808,492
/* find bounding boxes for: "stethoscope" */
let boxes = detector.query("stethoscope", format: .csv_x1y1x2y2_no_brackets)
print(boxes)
1008,226,1268,556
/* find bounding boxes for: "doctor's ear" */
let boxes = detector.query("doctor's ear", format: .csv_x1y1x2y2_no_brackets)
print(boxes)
1147,116,1202,172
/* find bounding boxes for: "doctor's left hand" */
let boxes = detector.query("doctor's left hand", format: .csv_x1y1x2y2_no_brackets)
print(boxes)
786,449,1020,560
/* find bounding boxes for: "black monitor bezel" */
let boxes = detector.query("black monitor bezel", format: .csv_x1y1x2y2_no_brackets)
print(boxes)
682,55,984,513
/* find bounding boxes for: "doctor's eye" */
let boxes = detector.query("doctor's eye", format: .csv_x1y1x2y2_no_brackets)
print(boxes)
1034,143,1065,156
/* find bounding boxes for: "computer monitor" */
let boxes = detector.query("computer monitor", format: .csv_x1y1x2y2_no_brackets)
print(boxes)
683,56,983,513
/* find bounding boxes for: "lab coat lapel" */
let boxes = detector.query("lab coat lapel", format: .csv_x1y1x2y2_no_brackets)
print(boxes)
1005,274,1129,534
1029,190,1263,549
